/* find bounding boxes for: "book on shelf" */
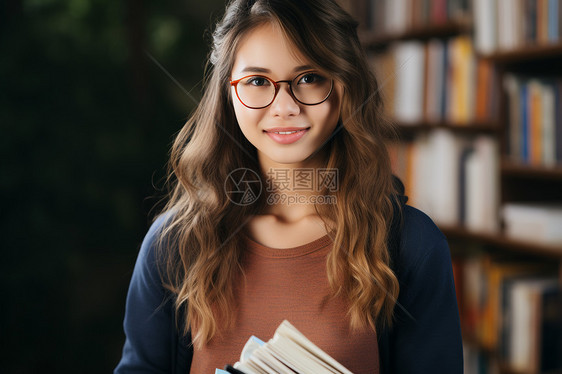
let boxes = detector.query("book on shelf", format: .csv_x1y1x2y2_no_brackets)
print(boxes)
456,253,562,373
473,0,562,54
473,0,497,54
392,41,425,123
503,74,562,168
389,131,499,232
369,36,497,125
216,320,354,374
502,203,562,246
364,0,470,38
462,136,499,232
507,278,562,373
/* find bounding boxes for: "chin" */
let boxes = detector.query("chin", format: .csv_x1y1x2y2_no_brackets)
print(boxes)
260,149,311,166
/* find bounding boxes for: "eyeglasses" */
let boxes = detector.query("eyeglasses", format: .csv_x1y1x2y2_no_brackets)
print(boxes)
230,71,334,109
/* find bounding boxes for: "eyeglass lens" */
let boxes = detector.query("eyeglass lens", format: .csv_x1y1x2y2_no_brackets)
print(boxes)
235,72,332,108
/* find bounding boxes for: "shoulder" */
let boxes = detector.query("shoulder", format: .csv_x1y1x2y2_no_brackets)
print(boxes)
383,204,463,373
396,205,450,280
400,205,446,250
114,213,185,373
132,213,175,290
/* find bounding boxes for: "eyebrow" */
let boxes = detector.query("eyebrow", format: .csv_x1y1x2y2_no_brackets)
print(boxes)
239,65,315,74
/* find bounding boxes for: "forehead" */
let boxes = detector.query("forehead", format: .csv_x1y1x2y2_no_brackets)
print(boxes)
231,23,312,78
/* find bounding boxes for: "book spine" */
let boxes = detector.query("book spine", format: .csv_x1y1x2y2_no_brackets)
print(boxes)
529,80,543,166
539,288,562,372
537,0,548,44
441,41,449,120
547,0,559,42
557,80,562,163
473,0,497,54
541,81,556,167
556,0,562,40
521,83,530,163
525,0,537,44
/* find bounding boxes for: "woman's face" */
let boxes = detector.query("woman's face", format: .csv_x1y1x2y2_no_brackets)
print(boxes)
230,23,343,169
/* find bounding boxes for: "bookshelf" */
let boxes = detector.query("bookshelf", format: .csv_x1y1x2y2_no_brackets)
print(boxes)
501,161,562,179
480,43,562,64
342,0,562,373
441,225,562,261
359,20,471,49
394,120,500,135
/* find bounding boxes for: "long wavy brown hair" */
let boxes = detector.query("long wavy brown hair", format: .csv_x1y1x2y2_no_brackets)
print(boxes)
157,0,400,348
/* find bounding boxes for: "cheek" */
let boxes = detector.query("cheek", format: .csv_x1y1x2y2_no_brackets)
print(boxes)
231,95,262,136
315,95,342,131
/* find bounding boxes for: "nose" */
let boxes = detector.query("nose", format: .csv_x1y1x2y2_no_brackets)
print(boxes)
270,82,300,117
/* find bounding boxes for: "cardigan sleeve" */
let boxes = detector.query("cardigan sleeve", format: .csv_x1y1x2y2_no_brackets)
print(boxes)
114,216,192,374
388,206,464,373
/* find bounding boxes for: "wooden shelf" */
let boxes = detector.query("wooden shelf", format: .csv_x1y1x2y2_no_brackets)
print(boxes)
440,225,562,259
479,43,562,64
359,20,471,49
392,120,499,137
501,161,562,180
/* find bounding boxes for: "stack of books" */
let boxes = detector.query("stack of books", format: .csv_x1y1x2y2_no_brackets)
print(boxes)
215,320,354,374
502,203,562,245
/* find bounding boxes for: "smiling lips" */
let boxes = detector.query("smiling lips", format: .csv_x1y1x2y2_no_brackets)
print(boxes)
264,127,310,144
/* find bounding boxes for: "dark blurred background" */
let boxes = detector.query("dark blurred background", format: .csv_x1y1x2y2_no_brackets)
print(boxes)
1,0,225,372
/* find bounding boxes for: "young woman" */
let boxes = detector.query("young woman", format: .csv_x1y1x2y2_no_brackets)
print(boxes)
114,0,463,373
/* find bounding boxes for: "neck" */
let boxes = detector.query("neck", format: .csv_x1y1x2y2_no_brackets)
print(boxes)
257,149,336,222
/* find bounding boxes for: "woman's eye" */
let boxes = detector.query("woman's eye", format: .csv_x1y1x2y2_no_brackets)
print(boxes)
298,73,324,85
246,77,270,86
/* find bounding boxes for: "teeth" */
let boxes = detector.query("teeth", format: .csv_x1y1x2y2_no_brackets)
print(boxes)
274,130,300,135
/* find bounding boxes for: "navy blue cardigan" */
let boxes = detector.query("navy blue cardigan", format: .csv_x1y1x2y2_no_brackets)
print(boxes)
114,198,463,373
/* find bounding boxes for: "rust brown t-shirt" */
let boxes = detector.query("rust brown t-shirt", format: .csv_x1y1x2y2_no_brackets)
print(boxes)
190,234,380,374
